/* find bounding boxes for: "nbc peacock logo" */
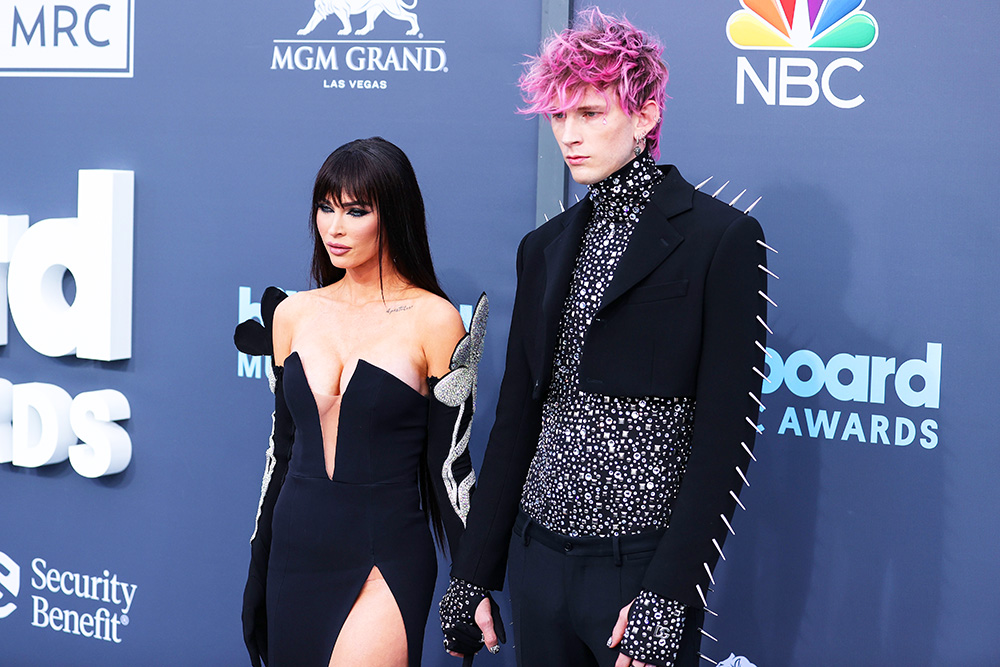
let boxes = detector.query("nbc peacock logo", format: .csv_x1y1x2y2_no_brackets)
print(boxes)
728,0,878,51
728,0,878,108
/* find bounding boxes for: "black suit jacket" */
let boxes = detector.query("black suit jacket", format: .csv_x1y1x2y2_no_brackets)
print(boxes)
452,165,768,609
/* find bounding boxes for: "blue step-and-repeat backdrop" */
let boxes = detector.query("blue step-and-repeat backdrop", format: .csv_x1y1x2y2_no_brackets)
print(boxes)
1,1,997,664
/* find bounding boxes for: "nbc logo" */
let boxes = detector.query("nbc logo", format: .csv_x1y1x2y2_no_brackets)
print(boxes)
0,551,20,619
727,0,879,108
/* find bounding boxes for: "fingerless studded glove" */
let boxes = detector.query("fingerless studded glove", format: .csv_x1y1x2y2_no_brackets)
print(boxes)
619,589,685,666
440,577,490,655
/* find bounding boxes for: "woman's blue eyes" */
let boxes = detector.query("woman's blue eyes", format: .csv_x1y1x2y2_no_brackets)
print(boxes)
318,204,369,217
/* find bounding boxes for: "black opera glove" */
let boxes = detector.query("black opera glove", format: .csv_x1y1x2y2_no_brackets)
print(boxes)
439,577,507,658
427,293,488,559
619,589,685,667
234,286,291,667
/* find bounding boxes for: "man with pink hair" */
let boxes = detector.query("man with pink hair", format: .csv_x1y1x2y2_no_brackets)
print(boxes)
440,8,768,667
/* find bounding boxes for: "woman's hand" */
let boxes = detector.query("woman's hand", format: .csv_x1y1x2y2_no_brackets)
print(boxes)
446,597,496,657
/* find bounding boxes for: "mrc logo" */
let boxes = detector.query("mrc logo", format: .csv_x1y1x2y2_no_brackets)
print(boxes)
727,0,879,108
0,1,135,78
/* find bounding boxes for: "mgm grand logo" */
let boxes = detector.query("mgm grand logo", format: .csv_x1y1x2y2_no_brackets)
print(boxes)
270,0,447,78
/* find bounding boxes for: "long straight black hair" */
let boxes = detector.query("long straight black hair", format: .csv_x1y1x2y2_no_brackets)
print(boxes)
309,137,447,301
308,136,448,549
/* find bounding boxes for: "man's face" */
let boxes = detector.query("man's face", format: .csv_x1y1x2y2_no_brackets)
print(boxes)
550,86,641,186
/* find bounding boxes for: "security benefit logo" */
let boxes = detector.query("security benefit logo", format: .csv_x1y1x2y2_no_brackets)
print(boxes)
270,0,448,90
1,170,134,478
727,0,878,108
0,551,19,619
762,343,941,450
0,0,134,77
0,551,138,644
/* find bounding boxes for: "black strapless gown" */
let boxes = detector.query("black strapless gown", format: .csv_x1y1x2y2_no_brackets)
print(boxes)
266,352,436,666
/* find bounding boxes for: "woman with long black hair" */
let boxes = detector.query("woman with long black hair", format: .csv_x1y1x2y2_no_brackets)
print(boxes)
235,137,487,666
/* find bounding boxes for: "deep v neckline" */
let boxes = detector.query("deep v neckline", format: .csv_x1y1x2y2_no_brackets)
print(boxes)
285,352,428,481
287,351,428,403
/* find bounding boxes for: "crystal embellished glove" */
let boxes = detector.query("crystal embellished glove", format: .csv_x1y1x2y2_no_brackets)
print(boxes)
619,589,685,666
439,577,506,658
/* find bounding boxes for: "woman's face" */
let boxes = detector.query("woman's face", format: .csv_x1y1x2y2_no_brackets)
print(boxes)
315,193,382,272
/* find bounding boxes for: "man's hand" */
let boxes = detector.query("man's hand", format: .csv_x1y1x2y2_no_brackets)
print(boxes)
608,599,653,667
613,590,686,667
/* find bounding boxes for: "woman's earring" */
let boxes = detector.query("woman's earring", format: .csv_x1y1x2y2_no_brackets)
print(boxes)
634,137,644,157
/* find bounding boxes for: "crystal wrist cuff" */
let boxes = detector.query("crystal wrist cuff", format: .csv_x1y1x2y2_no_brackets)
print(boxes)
619,589,685,666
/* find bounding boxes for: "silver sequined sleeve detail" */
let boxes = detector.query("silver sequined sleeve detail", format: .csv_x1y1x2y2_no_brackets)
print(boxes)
433,294,489,524
250,409,278,543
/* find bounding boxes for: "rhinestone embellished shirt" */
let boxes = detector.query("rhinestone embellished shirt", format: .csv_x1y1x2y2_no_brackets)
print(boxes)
520,153,696,538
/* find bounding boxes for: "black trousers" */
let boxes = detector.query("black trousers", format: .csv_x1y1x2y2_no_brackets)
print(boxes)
507,511,704,667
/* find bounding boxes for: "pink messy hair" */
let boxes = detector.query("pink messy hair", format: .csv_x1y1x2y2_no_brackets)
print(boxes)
519,7,669,159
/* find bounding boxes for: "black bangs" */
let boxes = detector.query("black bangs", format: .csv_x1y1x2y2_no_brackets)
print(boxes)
307,137,448,302
315,150,378,211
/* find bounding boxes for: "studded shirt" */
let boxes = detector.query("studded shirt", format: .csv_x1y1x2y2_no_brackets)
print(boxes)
519,153,697,539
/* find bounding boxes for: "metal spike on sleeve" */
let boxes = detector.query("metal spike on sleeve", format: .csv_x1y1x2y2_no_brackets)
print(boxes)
744,195,763,214
757,239,778,253
730,490,747,511
758,264,779,279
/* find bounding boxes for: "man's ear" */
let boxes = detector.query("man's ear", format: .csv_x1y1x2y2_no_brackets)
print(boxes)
635,99,660,139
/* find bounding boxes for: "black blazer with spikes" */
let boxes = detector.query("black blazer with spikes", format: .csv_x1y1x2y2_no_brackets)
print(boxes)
452,165,768,610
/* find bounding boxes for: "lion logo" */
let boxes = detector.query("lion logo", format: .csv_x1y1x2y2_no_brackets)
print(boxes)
298,0,420,36
718,654,757,667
